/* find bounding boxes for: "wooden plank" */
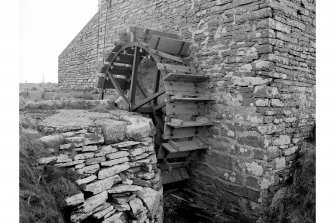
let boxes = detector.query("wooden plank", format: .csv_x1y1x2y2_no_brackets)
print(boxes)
131,89,165,111
169,97,215,103
158,161,188,171
163,73,210,83
100,64,132,76
157,146,167,159
164,81,206,90
99,64,109,73
149,35,191,56
149,49,184,63
168,139,208,152
112,43,123,52
166,121,214,128
158,144,190,159
144,29,180,43
153,70,161,105
129,46,140,106
166,114,194,122
110,64,133,75
161,168,190,184
179,168,190,180
163,125,205,139
115,54,134,64
165,103,206,116
122,27,179,43
98,74,107,99
167,151,190,158
170,118,184,125
96,76,130,90
154,102,166,111
162,143,177,153
136,107,153,114
157,63,195,73
104,52,116,63
165,90,203,98
165,102,205,111
136,81,147,98
107,70,129,105
164,82,206,97
104,51,134,64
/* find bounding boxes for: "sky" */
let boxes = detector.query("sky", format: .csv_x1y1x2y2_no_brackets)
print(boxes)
19,0,98,83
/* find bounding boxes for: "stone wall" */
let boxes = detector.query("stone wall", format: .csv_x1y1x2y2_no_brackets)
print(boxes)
187,0,315,222
58,12,99,89
58,0,316,222
37,110,163,223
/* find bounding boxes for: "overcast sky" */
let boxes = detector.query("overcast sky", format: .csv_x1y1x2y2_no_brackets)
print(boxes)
19,0,98,83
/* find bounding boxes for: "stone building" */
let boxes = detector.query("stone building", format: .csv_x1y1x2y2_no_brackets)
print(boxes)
58,0,316,222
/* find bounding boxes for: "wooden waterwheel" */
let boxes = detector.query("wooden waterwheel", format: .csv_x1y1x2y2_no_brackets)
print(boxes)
97,28,215,184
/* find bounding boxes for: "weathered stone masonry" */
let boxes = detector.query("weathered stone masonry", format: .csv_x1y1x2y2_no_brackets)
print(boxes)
58,0,315,222
37,110,163,222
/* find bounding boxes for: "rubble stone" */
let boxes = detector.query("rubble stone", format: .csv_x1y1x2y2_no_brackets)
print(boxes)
101,157,130,167
98,163,130,179
108,184,143,194
76,175,97,185
65,193,84,206
84,175,122,194
137,187,162,218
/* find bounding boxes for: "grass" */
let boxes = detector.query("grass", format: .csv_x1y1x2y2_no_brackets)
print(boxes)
265,139,316,223
19,129,80,223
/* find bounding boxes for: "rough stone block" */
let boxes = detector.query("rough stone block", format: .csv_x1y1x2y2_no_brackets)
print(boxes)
39,134,65,147
95,145,118,157
108,184,143,193
98,163,130,179
77,164,100,174
56,154,72,163
80,191,108,213
86,157,106,165
123,115,156,140
84,133,104,145
65,193,84,206
128,147,145,157
273,135,291,146
82,145,98,152
106,151,129,160
112,141,141,148
93,204,115,219
84,175,121,194
101,157,129,167
245,161,263,176
74,152,95,160
76,175,97,185
129,197,145,217
102,211,125,223
95,119,127,143
137,187,162,218
55,160,85,167
237,131,265,148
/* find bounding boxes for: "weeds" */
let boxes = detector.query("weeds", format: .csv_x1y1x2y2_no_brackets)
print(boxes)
265,141,316,223
19,130,80,223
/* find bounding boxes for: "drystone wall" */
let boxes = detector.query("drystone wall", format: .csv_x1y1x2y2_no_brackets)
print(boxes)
37,110,163,223
58,0,316,222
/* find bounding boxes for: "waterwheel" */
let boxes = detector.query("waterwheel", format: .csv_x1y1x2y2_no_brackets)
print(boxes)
97,27,215,184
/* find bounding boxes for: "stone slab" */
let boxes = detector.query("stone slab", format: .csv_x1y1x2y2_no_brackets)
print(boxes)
84,175,122,194
98,163,130,179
